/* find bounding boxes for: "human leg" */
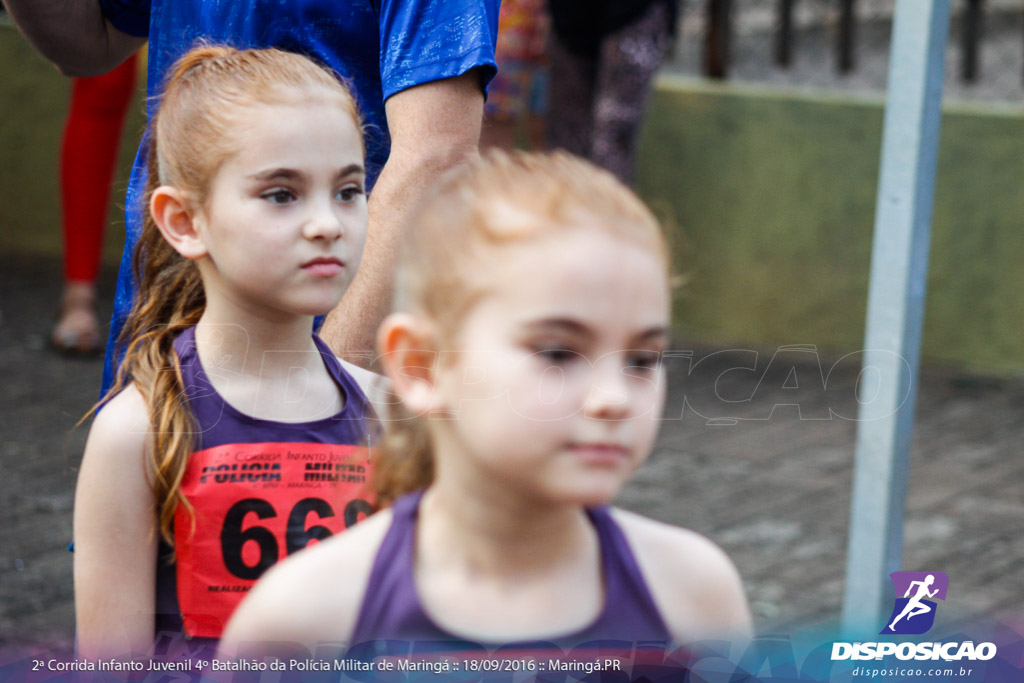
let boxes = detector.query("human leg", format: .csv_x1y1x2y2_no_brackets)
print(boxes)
545,35,597,158
53,55,137,353
590,1,672,185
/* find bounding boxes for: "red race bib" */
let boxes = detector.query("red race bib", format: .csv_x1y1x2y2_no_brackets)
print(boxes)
173,442,373,638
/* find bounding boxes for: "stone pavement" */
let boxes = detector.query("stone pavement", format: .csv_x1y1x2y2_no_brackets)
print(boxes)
2,253,1022,655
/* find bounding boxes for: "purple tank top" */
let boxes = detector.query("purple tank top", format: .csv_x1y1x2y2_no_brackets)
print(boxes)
350,490,672,653
172,325,370,450
154,326,374,646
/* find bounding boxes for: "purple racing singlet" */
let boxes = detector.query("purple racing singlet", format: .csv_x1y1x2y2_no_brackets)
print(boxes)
350,490,672,653
155,327,375,644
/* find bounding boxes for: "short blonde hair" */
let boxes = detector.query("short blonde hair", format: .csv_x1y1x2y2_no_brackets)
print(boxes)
374,150,671,505
396,149,669,332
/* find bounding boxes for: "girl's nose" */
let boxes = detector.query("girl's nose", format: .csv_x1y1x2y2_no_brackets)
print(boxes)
583,364,631,421
302,199,343,241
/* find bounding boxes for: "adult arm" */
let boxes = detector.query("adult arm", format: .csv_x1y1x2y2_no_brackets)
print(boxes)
73,384,158,659
4,1,144,76
319,71,484,365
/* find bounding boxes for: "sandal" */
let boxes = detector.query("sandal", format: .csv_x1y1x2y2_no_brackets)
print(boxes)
51,283,103,356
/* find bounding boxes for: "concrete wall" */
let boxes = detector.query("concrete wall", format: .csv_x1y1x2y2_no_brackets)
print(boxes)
638,77,1024,375
0,27,144,265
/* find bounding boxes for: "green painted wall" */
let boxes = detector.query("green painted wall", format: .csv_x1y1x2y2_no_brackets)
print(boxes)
638,77,1024,375
0,27,144,265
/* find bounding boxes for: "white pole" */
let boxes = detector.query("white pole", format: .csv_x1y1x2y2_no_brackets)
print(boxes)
840,0,952,637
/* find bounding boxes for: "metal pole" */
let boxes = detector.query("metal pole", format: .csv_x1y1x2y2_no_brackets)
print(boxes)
837,0,857,73
961,0,983,83
840,0,952,638
704,0,731,79
775,0,794,67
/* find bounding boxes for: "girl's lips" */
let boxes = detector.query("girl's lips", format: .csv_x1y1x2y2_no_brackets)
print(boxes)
567,442,630,464
301,257,344,277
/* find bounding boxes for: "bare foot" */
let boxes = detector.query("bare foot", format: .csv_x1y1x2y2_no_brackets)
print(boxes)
51,282,102,355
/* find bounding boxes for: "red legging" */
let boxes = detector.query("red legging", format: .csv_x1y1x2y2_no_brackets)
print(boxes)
60,55,138,284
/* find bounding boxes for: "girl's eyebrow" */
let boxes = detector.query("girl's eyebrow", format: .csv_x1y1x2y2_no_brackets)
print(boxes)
524,319,668,343
524,318,592,338
632,327,670,344
246,163,365,182
524,321,667,335
335,163,366,179
247,168,302,181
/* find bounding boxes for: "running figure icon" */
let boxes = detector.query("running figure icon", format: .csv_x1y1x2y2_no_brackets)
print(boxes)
882,570,948,635
888,574,939,631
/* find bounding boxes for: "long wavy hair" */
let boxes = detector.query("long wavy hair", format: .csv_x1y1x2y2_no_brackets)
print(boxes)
99,45,362,543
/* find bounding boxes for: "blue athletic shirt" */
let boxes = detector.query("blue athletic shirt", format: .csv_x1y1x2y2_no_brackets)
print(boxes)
98,0,499,393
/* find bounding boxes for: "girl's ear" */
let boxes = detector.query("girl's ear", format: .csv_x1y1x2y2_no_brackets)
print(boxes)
150,186,208,260
377,312,442,416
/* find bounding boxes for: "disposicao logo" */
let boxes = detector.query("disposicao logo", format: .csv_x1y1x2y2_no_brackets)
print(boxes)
831,571,998,663
881,571,948,635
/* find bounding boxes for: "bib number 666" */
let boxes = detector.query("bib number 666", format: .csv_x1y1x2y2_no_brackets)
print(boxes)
220,497,373,580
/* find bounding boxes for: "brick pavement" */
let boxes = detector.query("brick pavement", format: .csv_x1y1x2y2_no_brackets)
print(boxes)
2,253,1022,654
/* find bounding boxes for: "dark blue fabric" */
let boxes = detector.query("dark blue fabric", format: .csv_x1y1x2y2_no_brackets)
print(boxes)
98,0,498,394
98,0,151,36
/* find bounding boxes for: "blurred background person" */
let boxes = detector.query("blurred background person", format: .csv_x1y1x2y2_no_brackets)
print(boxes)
546,0,678,185
481,0,549,151
51,54,138,355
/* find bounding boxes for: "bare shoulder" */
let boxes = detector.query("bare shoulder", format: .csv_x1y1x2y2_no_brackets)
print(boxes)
337,357,394,419
86,383,150,454
221,508,394,654
79,383,152,482
610,508,752,643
